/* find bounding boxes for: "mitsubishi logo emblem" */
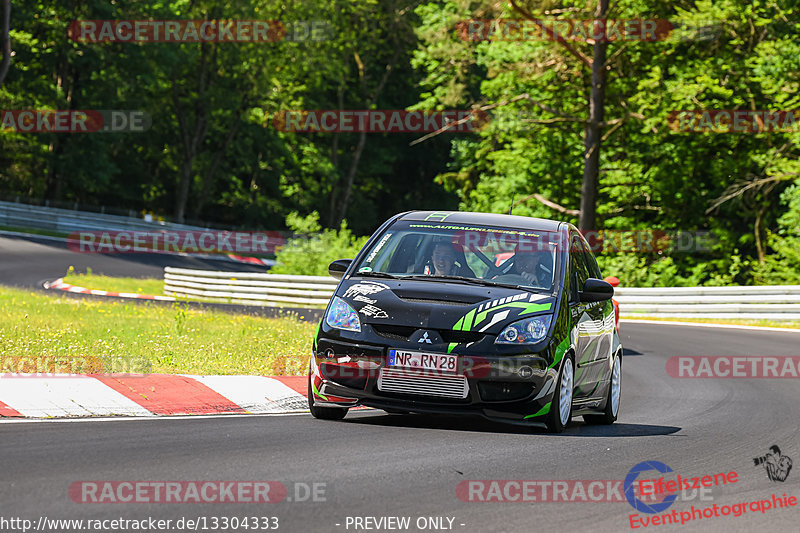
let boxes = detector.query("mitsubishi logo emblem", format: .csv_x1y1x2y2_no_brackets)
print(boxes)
419,332,432,344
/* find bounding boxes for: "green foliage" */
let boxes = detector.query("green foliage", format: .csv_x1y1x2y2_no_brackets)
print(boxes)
0,0,456,234
270,212,369,276
3,0,800,285
752,180,800,284
412,0,800,286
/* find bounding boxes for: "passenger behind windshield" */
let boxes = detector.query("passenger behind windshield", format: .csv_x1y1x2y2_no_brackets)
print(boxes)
493,244,553,289
423,241,475,278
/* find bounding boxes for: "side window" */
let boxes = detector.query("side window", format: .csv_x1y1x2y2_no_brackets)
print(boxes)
580,237,602,279
569,234,589,302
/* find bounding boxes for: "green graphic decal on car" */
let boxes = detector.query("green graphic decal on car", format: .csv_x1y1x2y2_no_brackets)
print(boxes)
311,378,328,401
425,212,453,222
452,295,552,333
524,402,551,419
446,294,552,352
313,321,321,352
548,335,570,369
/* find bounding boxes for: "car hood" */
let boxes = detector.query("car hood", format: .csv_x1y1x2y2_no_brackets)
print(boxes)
337,278,555,336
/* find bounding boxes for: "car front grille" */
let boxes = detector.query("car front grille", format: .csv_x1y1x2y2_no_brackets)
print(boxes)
377,368,469,399
371,324,417,341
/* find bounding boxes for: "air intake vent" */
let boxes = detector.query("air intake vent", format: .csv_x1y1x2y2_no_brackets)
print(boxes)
393,288,486,305
377,368,469,399
397,297,473,306
371,324,417,341
440,330,485,344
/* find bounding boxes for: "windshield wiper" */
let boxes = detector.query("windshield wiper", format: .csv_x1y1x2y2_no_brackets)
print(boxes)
356,271,400,279
404,274,526,290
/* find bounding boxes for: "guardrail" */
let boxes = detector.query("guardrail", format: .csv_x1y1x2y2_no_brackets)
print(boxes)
162,268,800,319
0,200,203,234
164,267,337,306
616,286,800,320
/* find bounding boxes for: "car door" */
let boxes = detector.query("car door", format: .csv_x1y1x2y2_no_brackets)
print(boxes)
581,235,616,389
568,231,607,400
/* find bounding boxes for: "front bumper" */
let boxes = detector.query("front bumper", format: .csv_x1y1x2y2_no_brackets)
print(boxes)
310,337,560,424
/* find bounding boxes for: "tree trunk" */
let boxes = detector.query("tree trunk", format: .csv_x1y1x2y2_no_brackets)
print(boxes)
192,97,247,219
326,77,346,227
578,0,609,232
335,130,367,226
0,0,10,87
171,45,212,223
755,204,767,263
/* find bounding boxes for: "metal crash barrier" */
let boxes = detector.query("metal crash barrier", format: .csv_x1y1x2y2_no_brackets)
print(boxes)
163,267,337,307
164,268,800,319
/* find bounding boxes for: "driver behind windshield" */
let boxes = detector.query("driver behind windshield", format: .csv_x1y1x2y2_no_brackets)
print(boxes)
494,243,553,289
423,241,475,277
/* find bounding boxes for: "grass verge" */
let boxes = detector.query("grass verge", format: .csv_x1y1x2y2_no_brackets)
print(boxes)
1,285,316,375
621,316,800,329
62,270,164,296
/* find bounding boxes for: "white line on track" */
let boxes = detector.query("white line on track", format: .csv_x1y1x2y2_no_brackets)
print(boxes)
621,318,800,333
0,411,313,424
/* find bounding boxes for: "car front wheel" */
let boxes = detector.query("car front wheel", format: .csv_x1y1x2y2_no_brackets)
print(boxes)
545,356,574,433
584,352,621,425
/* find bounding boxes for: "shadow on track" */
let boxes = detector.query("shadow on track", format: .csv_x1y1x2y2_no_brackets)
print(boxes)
622,347,645,356
344,412,680,437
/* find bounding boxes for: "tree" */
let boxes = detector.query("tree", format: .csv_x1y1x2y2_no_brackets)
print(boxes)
508,0,608,231
0,0,10,87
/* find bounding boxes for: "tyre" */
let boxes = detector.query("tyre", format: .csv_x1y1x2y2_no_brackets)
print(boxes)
584,352,621,425
545,356,574,433
308,374,348,420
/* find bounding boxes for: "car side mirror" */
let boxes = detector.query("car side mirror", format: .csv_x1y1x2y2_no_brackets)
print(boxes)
328,259,352,280
580,278,614,303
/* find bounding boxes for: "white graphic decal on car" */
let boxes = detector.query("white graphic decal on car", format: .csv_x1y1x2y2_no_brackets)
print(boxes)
344,281,389,298
366,233,392,263
359,304,389,319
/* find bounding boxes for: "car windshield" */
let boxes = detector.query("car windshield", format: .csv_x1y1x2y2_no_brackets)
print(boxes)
354,220,562,292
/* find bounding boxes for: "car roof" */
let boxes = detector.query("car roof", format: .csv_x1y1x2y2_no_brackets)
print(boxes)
398,210,566,233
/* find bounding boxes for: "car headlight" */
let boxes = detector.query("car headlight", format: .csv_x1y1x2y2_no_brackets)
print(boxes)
495,315,552,345
326,296,361,332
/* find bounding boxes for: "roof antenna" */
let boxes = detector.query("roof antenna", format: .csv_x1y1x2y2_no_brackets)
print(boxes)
509,193,516,215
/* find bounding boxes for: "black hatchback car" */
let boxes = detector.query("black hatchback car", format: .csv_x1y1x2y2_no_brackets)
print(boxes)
308,211,621,432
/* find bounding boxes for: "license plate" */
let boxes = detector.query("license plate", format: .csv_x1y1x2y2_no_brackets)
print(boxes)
387,349,458,374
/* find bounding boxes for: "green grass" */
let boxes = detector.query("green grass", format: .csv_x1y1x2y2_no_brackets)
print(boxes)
0,285,317,375
62,271,164,296
622,316,800,329
0,224,69,239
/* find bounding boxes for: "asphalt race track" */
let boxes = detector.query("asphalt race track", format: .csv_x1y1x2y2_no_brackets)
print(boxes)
1,235,798,532
0,234,267,288
1,321,798,532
